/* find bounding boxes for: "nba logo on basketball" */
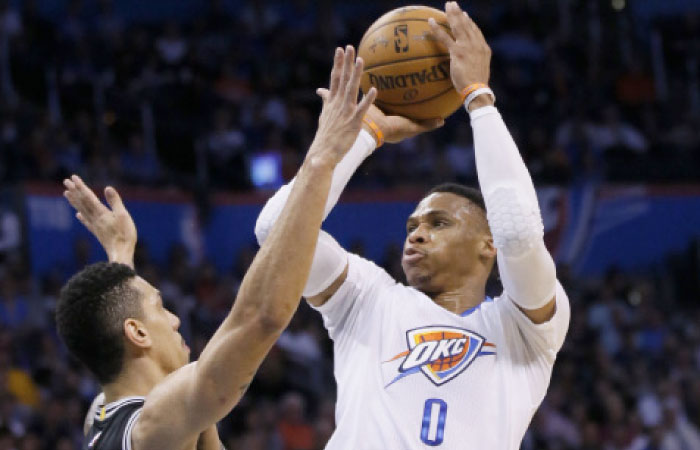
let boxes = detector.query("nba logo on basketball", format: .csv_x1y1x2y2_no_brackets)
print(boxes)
393,24,409,53
384,326,496,387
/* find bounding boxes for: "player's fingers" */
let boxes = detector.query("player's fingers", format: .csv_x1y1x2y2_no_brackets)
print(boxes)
419,117,446,131
316,88,330,103
464,11,487,44
329,47,343,96
338,45,354,98
63,189,86,215
428,18,454,50
63,190,76,208
76,212,89,229
400,117,443,135
72,177,110,221
72,175,100,206
444,2,468,41
356,87,377,119
345,56,364,106
104,186,126,213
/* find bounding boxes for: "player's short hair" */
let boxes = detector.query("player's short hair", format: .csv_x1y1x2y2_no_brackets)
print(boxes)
56,262,142,385
426,183,486,213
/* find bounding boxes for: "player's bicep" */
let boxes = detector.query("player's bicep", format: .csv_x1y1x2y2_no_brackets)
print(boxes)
306,263,348,307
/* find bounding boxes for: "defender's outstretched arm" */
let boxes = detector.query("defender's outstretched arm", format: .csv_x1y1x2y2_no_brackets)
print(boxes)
129,47,377,449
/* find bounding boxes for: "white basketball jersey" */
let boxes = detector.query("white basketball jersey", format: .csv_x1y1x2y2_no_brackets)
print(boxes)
312,254,570,450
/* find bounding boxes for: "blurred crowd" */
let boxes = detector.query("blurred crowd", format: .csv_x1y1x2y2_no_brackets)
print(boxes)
2,0,700,449
0,234,699,449
0,0,698,192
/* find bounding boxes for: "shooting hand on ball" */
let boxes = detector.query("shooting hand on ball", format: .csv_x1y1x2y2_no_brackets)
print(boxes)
363,104,444,145
429,2,493,108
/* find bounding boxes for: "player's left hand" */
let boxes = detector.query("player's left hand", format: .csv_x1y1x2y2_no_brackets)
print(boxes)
428,1,491,93
63,175,137,268
363,104,444,145
309,45,377,168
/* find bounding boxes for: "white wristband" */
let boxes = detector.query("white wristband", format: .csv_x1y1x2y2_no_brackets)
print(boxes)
464,87,496,111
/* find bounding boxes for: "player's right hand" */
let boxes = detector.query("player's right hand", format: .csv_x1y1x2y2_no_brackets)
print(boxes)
363,104,444,145
428,2,491,93
63,175,137,268
307,46,377,168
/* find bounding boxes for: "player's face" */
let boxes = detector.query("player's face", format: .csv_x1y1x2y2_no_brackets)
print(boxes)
402,193,490,294
130,277,190,373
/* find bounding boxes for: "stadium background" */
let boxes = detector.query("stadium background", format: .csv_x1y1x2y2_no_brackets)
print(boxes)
1,0,700,448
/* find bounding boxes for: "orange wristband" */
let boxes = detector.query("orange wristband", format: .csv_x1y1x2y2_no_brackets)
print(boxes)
460,83,488,102
362,116,384,147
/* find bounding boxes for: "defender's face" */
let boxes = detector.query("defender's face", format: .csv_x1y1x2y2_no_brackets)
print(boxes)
402,193,489,294
130,277,189,372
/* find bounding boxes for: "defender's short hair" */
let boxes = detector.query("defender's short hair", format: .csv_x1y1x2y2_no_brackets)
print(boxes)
426,183,486,213
56,262,141,384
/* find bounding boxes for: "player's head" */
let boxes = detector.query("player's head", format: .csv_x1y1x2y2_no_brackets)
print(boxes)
56,262,189,385
402,183,496,295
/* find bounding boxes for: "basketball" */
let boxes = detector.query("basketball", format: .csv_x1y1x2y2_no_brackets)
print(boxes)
358,6,462,121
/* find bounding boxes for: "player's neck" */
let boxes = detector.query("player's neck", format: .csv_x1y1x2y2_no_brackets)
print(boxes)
431,279,486,315
102,357,168,404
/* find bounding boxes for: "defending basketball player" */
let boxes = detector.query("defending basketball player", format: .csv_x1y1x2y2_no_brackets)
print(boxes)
255,2,570,448
57,46,377,450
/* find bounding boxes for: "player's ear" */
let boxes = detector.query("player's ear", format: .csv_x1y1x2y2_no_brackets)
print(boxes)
124,318,152,350
480,235,496,260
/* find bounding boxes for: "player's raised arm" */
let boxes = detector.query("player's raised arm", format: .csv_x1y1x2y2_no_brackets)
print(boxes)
430,2,559,324
255,96,443,308
126,46,377,449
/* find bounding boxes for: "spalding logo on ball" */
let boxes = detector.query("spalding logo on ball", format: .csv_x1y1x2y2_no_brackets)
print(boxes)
358,6,462,121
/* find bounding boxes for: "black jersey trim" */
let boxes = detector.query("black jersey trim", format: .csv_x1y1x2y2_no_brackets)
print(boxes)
94,397,145,421
122,408,142,450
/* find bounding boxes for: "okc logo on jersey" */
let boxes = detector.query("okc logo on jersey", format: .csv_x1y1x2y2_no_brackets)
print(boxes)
384,326,496,387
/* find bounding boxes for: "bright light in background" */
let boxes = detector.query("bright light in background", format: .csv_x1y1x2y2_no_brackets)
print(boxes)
612,0,625,11
250,152,283,189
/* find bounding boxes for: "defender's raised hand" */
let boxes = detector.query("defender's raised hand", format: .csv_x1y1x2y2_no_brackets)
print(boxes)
62,175,136,268
310,46,377,167
429,2,492,94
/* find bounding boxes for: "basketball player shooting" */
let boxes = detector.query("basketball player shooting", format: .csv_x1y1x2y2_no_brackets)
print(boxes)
255,2,571,448
57,47,377,450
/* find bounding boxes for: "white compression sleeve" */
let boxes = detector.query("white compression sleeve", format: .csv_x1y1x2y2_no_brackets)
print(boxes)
255,130,376,296
470,105,556,309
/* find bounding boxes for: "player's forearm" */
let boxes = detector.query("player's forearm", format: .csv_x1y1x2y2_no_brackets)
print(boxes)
240,155,335,322
255,130,376,243
193,153,335,422
471,105,539,210
470,104,556,308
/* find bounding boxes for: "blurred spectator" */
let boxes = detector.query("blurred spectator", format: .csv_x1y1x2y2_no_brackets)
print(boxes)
277,392,314,450
0,206,20,256
0,0,696,191
0,0,21,39
591,105,649,155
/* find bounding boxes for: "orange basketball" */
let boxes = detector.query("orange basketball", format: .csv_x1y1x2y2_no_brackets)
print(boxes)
358,6,461,121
